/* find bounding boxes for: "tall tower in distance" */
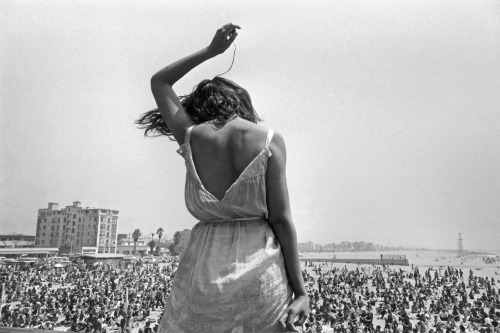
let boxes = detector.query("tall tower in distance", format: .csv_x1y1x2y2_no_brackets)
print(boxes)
457,232,464,257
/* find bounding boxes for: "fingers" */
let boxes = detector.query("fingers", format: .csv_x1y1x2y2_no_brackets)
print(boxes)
286,309,300,332
279,311,299,332
227,31,238,43
296,313,307,326
279,311,288,330
221,23,241,32
221,23,241,39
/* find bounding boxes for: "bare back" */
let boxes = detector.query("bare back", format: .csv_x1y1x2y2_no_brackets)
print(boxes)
188,117,270,202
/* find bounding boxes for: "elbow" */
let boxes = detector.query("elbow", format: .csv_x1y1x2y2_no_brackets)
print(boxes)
268,214,293,229
150,74,162,86
151,72,174,87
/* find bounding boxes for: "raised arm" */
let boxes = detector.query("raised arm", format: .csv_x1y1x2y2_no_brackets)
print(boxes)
266,131,310,332
150,23,240,144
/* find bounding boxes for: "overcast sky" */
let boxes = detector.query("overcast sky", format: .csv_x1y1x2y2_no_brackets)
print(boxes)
1,0,499,251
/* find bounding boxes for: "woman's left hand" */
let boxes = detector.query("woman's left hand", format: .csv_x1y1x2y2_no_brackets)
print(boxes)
279,295,310,332
207,23,241,56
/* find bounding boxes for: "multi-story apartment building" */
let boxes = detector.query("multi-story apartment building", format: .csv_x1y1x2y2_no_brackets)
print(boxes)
35,201,119,254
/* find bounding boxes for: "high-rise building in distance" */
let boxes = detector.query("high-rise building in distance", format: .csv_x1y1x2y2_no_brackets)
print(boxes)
35,201,119,254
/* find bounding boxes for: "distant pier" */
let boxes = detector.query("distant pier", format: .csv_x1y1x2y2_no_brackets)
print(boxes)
299,258,409,266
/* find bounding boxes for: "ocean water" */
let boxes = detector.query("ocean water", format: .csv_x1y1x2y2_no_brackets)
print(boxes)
302,250,500,279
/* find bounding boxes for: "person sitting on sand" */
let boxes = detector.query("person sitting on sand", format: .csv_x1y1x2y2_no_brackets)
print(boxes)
144,321,153,333
411,302,420,314
491,313,499,328
446,314,457,332
469,308,482,323
384,310,397,332
313,321,323,333
402,316,412,333
452,306,461,322
366,310,375,331
417,316,429,333
439,309,449,322
475,306,488,324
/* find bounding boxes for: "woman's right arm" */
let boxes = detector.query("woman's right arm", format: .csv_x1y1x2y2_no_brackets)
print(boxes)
150,23,240,144
266,131,309,332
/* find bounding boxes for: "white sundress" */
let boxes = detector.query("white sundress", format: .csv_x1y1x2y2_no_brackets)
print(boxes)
158,125,294,333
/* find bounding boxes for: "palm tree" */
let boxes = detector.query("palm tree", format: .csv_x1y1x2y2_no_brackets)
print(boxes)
132,228,141,256
173,231,181,246
173,231,182,253
156,228,164,255
147,240,156,254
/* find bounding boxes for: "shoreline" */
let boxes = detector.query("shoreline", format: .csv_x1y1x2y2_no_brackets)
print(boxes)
300,250,500,281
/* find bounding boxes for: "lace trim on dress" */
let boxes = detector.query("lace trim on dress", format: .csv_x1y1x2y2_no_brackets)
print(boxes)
171,283,290,314
180,310,287,333
184,144,269,182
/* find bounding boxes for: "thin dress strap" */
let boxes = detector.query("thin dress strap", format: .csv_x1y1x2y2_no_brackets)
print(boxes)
177,125,195,156
265,129,274,157
185,124,195,144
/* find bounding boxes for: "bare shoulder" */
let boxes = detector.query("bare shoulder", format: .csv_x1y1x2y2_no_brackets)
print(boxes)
231,117,268,135
228,118,269,148
269,130,286,157
231,121,287,159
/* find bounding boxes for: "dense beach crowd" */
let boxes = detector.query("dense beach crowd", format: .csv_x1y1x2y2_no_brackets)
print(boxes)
0,259,175,333
1,256,499,333
302,261,500,333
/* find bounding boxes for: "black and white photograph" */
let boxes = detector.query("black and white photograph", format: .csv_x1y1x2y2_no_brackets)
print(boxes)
1,1,500,332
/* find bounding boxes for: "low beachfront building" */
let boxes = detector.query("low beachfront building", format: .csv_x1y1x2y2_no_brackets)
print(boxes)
297,241,321,252
0,234,36,248
0,247,58,258
79,253,125,268
115,244,148,256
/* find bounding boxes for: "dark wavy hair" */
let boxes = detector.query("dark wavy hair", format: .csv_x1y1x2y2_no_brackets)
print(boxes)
136,77,262,139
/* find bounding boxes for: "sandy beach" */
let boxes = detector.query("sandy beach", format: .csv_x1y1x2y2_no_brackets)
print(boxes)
299,250,499,333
